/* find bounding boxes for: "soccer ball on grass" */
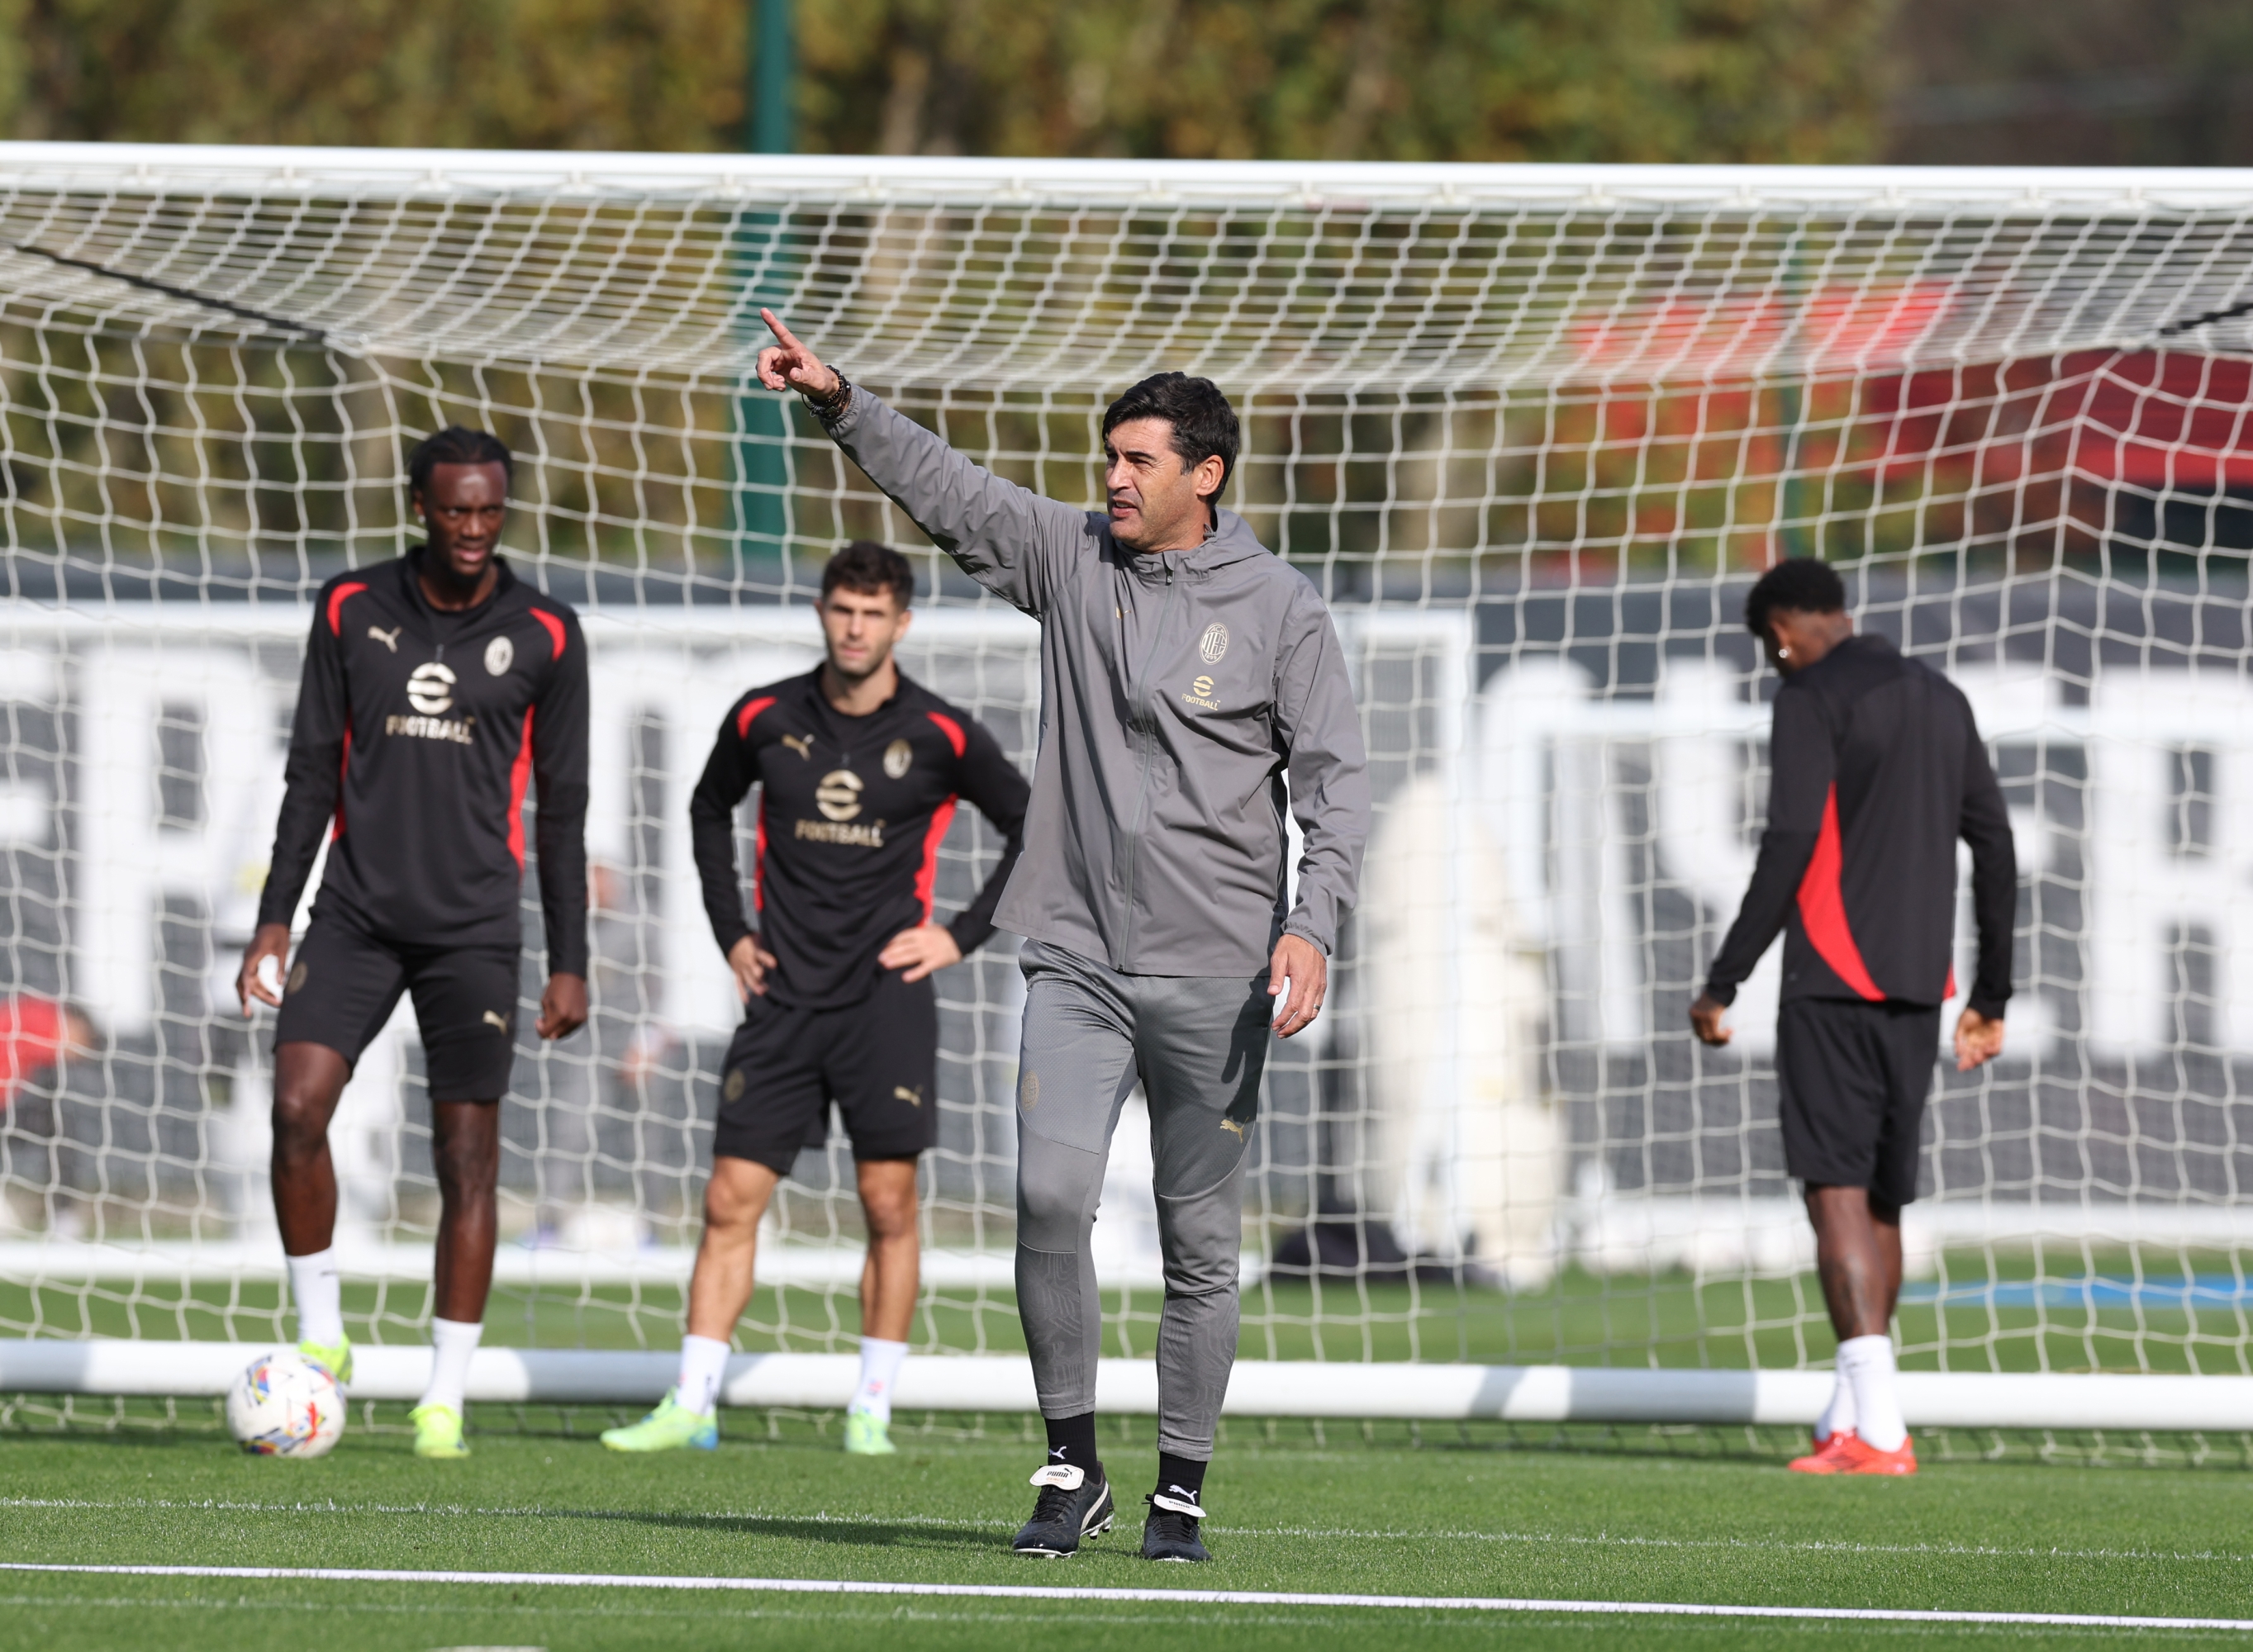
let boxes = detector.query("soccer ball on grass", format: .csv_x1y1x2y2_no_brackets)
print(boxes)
226,1350,345,1458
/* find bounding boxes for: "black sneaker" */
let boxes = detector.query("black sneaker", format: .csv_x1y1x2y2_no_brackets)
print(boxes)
1011,1463,1115,1557
1141,1488,1210,1562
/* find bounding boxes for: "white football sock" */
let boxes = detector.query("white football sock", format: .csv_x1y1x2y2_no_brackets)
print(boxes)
418,1317,482,1414
1814,1363,1857,1442
848,1336,909,1424
286,1247,344,1348
677,1334,732,1417
1838,1332,1906,1452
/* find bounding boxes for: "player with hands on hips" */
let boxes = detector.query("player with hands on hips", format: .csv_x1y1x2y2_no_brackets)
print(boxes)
601,541,1029,1459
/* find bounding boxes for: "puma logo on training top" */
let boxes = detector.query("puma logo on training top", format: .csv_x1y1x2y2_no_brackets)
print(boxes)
781,733,813,760
368,624,401,653
1219,1117,1248,1139
482,1009,509,1032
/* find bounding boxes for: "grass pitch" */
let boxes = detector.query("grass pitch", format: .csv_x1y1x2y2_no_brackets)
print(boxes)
2,1410,2251,1650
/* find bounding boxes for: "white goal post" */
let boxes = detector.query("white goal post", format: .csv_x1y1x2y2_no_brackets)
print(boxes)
5,145,2253,1430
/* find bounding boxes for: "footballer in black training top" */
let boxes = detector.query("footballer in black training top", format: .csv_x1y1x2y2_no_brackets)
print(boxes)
601,541,1029,1459
237,427,590,1460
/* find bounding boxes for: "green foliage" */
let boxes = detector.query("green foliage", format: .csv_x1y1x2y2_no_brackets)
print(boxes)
2,0,1894,163
7,0,744,150
802,0,1894,163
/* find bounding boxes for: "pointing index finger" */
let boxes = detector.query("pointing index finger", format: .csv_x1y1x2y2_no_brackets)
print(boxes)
758,307,803,354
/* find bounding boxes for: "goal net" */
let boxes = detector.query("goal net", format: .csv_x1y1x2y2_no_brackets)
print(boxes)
5,145,2253,1427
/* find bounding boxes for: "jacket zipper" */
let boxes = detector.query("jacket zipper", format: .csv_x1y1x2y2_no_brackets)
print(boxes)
1115,562,1177,968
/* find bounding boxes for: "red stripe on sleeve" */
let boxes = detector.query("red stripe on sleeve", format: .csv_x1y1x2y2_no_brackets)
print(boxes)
326,581,368,637
1795,784,1884,1001
506,707,537,871
737,695,777,740
926,711,967,758
915,795,958,923
530,606,567,658
330,729,352,840
753,798,769,912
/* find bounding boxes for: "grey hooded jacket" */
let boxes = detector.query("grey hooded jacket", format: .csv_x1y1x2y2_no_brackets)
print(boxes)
820,390,1370,977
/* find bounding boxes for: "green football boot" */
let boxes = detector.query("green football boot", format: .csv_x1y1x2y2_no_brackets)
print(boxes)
843,1410,896,1456
409,1401,469,1459
297,1336,353,1388
601,1389,719,1453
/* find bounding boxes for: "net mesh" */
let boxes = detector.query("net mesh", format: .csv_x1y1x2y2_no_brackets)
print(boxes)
4,150,2253,1390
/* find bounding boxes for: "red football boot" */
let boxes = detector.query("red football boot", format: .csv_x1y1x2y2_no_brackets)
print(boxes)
1789,1430,1918,1475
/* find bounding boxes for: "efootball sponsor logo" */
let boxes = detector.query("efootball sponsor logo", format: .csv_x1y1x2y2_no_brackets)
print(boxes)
815,769,863,821
1181,672,1221,710
406,661,456,714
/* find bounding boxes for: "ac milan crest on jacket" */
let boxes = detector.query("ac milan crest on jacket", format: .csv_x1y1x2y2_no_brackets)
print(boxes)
1705,633,2015,1018
257,552,590,975
690,668,1029,1010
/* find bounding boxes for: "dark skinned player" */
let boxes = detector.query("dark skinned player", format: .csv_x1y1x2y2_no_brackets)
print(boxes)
237,427,589,1459
1691,557,2013,1475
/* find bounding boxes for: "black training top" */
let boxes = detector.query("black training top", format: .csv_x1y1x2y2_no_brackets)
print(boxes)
689,667,1030,1010
1705,633,2016,1018
257,553,591,976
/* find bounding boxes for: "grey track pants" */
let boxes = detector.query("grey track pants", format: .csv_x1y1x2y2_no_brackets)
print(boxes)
1013,938,1271,1460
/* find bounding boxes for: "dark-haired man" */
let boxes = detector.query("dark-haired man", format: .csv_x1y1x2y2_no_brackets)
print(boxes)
601,540,1029,1459
756,313,1369,1559
238,426,589,1460
1691,556,2015,1476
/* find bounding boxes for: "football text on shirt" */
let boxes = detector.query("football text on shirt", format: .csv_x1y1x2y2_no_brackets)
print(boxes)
385,712,477,743
795,816,886,847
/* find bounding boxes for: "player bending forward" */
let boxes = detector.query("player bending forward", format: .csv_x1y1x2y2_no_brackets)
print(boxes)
240,428,590,1460
602,541,1029,1458
1692,558,2014,1476
757,313,1369,1559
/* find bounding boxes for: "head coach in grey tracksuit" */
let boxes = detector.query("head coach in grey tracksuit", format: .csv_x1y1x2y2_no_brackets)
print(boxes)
757,311,1369,1561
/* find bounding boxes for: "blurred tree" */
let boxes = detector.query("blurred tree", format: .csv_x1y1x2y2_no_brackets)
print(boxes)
801,0,1892,163
2,0,1891,163
1882,0,2253,165
6,0,744,150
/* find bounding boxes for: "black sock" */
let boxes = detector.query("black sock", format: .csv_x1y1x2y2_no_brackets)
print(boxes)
1155,1450,1207,1509
1043,1411,1102,1482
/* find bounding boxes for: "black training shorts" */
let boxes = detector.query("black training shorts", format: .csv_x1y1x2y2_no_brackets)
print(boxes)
713,968,938,1174
274,912,520,1103
1775,996,1943,1209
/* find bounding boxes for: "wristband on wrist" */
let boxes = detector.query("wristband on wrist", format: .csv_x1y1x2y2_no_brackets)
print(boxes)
801,368,852,420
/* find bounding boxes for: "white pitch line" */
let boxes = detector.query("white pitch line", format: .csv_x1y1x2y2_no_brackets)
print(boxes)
0,1563,2247,1631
